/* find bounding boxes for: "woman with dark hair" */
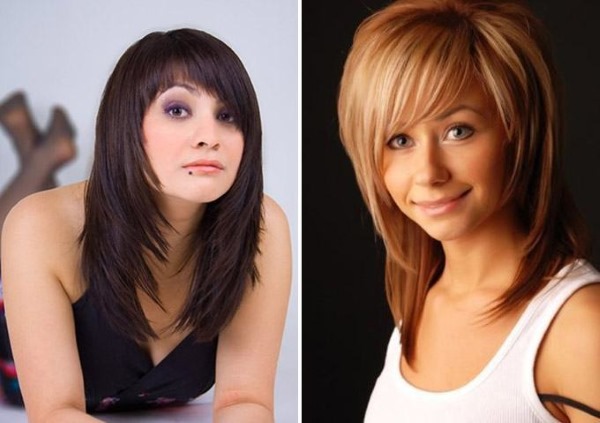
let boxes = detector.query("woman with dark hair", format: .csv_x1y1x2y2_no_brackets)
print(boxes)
337,0,599,421
0,28,291,423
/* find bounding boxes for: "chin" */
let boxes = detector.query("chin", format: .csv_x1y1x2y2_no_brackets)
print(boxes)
413,218,475,242
162,186,230,206
184,191,228,204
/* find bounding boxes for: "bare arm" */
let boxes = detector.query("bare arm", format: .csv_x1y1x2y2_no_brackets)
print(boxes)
1,192,103,422
537,284,600,423
213,196,292,423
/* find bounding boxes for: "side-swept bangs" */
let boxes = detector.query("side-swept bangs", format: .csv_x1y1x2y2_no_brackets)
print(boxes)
338,0,588,363
97,28,261,189
135,29,259,140
82,28,263,343
339,4,478,233
339,0,561,258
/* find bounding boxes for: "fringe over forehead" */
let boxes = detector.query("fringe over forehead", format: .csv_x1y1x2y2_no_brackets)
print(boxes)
338,0,558,232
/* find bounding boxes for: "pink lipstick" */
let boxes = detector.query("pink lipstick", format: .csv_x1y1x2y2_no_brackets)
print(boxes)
413,190,470,217
183,159,224,175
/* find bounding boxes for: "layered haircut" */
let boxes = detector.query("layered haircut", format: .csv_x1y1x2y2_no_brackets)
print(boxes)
80,28,263,343
338,0,589,363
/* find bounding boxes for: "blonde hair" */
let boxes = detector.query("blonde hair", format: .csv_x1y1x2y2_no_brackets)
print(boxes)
338,0,589,363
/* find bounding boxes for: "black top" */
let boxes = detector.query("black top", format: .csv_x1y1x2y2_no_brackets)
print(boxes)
72,292,217,412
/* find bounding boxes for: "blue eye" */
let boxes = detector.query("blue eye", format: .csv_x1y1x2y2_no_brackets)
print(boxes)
165,104,189,118
387,134,412,149
447,125,474,140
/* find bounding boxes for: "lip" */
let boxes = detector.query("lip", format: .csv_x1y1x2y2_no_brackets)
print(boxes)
413,189,471,217
183,159,224,174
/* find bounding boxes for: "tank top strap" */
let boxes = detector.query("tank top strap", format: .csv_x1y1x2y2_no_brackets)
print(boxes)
505,260,600,420
517,260,600,361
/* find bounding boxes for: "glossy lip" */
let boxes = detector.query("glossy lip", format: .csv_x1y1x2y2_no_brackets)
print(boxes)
183,159,224,175
413,189,471,217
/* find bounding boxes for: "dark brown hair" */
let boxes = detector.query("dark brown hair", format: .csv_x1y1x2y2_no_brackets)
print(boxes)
338,0,590,363
80,28,263,342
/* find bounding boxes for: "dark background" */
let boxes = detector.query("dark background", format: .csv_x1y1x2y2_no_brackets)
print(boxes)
302,1,600,422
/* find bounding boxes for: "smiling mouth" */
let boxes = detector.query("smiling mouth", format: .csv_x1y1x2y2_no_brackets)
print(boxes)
413,189,471,216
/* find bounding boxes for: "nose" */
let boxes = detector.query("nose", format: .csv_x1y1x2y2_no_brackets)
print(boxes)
192,117,221,150
413,142,449,186
195,140,220,150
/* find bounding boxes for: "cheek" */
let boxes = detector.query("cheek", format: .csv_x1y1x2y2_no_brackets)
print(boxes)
473,147,506,196
229,136,245,170
382,163,410,207
143,127,183,169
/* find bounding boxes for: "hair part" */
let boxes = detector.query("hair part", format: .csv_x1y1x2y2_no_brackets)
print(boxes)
338,0,589,363
80,28,263,343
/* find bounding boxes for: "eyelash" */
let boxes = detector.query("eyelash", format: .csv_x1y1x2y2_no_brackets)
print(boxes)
217,110,236,124
165,104,190,118
163,104,237,127
386,134,412,149
446,124,474,140
386,124,474,149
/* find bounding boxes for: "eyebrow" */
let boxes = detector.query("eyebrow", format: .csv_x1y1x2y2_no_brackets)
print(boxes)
158,83,227,108
434,104,488,121
158,83,201,96
173,83,198,93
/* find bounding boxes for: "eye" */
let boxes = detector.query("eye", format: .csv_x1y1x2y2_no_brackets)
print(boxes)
386,134,412,150
165,104,189,118
217,110,235,123
446,124,474,140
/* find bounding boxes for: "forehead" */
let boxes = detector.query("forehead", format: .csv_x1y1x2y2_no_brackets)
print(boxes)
149,65,225,107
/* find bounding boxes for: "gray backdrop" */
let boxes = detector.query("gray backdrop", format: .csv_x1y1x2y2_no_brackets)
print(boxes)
0,1,298,421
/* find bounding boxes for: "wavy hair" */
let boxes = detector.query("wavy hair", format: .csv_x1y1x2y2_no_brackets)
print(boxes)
80,28,263,342
338,0,589,363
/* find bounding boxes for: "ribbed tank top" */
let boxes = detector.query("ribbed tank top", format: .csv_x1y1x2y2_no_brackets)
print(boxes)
364,260,600,423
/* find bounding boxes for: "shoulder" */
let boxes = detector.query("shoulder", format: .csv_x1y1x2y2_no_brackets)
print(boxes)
537,281,600,414
3,182,85,240
548,282,600,353
261,194,289,230
2,182,86,298
549,282,600,354
260,194,291,248
256,194,291,278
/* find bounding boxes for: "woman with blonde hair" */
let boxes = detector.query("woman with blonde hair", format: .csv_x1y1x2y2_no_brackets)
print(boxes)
338,0,600,421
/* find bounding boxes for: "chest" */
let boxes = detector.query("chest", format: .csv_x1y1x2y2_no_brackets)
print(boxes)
401,293,522,391
137,273,194,366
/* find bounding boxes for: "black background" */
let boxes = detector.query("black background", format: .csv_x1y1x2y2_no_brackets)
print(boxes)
302,1,600,422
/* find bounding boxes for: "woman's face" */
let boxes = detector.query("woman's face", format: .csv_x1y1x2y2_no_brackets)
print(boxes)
382,83,513,242
142,83,244,206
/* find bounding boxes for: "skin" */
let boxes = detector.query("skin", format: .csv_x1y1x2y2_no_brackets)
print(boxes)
381,83,600,422
0,97,76,268
143,84,244,206
0,84,291,423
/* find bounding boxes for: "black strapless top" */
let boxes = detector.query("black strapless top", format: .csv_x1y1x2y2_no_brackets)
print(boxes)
72,292,217,412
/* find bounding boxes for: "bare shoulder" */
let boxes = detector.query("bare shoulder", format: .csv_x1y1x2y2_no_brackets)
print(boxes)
2,182,86,299
261,194,290,233
259,195,291,254
257,194,292,281
537,282,600,418
3,181,85,235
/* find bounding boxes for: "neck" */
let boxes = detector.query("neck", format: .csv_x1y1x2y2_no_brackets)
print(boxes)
439,205,526,296
149,193,207,282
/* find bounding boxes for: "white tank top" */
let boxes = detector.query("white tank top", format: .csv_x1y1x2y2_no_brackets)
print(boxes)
364,260,600,423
